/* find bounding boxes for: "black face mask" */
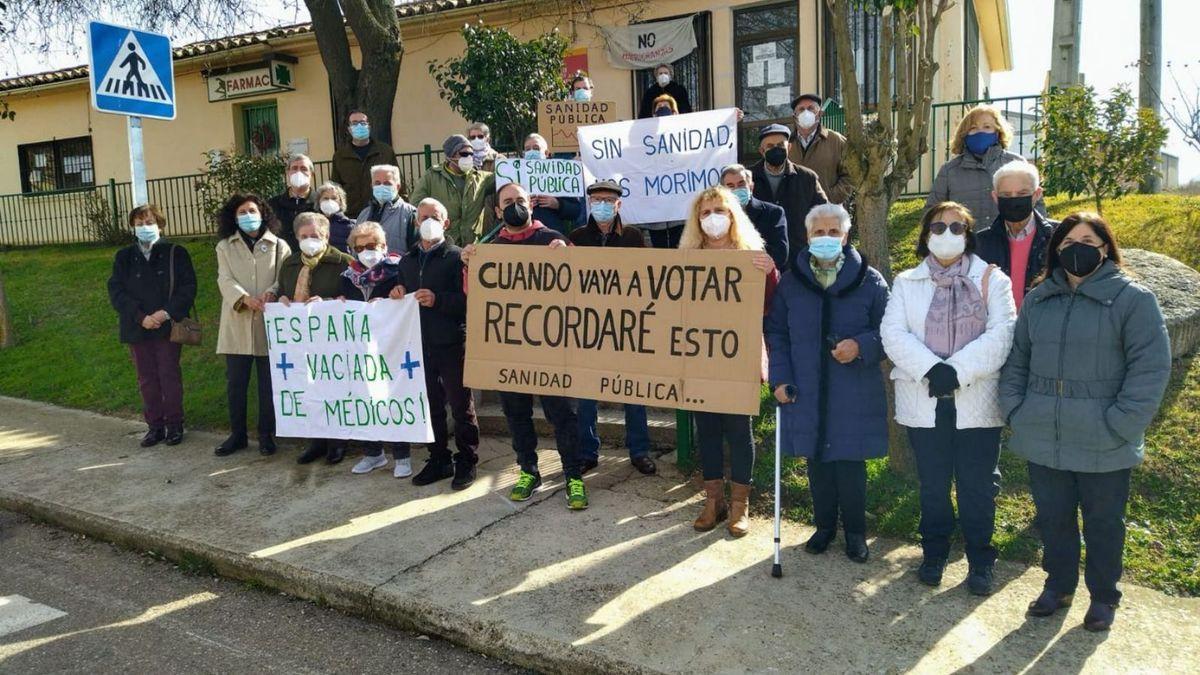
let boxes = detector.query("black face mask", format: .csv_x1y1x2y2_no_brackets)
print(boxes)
997,195,1034,224
765,147,788,166
1058,242,1104,277
502,202,530,228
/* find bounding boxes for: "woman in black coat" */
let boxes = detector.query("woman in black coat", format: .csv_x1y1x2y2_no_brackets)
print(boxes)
107,204,197,447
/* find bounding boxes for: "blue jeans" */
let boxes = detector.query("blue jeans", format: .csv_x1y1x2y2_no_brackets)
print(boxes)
577,399,650,462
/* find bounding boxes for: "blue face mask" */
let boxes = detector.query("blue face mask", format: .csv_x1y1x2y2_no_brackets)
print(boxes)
731,187,751,206
349,123,370,141
808,235,844,262
373,184,396,204
590,201,615,223
134,223,159,244
524,149,544,161
964,131,998,156
236,213,262,234
573,88,592,102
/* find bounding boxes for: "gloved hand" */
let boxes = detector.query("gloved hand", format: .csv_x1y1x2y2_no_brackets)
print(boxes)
925,362,960,398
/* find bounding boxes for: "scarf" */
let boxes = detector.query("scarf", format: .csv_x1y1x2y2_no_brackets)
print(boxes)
294,250,324,302
472,145,491,169
923,256,987,359
341,255,402,299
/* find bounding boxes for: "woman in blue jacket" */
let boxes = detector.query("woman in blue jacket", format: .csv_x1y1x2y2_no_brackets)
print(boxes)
765,203,890,563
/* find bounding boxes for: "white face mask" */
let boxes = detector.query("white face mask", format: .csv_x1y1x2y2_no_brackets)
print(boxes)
420,218,445,242
927,232,967,260
796,110,818,129
700,212,731,239
656,73,671,87
358,249,385,268
288,171,310,189
469,138,486,151
299,237,325,257
319,199,340,216
457,155,475,172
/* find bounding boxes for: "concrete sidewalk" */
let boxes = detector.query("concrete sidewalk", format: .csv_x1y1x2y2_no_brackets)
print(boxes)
0,396,1196,674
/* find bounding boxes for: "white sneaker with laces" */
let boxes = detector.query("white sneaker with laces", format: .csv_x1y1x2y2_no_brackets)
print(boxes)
393,457,413,478
351,454,389,474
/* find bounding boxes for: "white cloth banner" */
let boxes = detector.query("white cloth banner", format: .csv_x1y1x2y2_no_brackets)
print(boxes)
494,157,585,198
264,298,434,443
600,16,696,70
576,108,738,224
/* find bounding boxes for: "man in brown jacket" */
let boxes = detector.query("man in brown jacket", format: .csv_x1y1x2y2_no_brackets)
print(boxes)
788,93,854,205
330,110,399,215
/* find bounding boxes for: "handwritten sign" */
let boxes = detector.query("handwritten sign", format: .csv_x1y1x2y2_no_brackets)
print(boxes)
494,157,585,198
538,100,615,153
265,299,434,442
576,108,738,224
465,245,766,415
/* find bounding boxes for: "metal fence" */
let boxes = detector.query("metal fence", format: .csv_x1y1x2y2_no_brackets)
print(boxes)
0,147,442,247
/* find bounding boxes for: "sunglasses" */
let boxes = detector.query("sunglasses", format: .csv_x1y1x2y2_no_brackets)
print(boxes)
929,221,967,236
353,242,384,252
457,151,474,158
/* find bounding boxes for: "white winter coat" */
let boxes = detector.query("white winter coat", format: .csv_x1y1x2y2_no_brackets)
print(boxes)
881,254,1017,429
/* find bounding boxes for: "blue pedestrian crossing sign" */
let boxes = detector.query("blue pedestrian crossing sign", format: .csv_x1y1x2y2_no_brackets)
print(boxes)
87,21,175,120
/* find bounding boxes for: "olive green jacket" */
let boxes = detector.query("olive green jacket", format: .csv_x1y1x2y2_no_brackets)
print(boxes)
409,163,495,245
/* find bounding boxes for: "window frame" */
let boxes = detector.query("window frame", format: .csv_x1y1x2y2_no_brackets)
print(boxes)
629,11,714,116
822,3,881,111
963,0,981,100
17,135,96,194
732,1,801,162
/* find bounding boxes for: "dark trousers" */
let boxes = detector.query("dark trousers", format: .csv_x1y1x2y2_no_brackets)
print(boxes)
394,344,480,465
1027,462,1131,605
225,354,275,439
906,402,1002,566
694,412,755,484
648,224,684,249
129,337,184,428
363,441,411,460
807,459,867,535
499,392,582,480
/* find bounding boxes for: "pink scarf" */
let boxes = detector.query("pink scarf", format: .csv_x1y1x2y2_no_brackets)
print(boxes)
923,256,987,358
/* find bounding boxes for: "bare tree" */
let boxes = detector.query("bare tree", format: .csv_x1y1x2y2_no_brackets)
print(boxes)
1153,60,1200,155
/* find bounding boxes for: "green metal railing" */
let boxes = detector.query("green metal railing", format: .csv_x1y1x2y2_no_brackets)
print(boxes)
0,146,442,247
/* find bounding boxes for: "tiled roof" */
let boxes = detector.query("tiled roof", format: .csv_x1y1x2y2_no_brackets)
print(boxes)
0,0,511,92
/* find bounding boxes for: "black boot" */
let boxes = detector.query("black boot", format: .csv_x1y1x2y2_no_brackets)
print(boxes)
258,435,277,456
214,434,247,456
325,445,346,465
844,533,869,563
918,557,947,587
412,458,454,486
297,439,326,464
164,424,184,446
451,458,477,490
140,427,165,448
804,528,837,554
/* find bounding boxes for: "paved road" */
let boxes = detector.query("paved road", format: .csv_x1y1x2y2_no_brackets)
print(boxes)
0,511,529,674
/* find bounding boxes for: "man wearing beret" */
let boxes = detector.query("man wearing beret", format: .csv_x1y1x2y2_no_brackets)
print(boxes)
788,93,854,205
751,123,828,263
409,134,496,245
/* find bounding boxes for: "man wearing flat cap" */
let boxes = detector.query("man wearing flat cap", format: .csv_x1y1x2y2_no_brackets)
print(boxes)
788,93,854,205
409,134,496,245
751,123,828,263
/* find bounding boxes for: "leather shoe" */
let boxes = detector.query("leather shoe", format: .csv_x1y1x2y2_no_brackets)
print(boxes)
451,460,477,490
325,445,345,465
581,458,599,475
1027,589,1074,617
1083,601,1117,632
214,434,247,456
164,425,184,446
845,533,869,563
140,427,165,448
804,528,836,554
258,435,277,456
630,455,657,475
297,440,326,464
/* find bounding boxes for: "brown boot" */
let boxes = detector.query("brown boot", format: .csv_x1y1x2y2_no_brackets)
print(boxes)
693,480,728,531
728,482,751,537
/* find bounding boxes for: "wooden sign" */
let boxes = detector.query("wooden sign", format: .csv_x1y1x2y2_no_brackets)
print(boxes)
537,100,615,153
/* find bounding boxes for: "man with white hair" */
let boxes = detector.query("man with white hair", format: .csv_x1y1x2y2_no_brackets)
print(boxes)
977,160,1059,308
720,163,788,269
765,201,890,564
269,153,319,250
356,164,417,254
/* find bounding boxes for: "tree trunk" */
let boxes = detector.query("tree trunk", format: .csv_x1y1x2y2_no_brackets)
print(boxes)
882,363,915,476
0,273,14,349
854,190,894,282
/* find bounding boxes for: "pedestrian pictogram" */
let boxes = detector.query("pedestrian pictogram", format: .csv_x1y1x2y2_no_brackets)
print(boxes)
98,36,170,102
87,21,175,120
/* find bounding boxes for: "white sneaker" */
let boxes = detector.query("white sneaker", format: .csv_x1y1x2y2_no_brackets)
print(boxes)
351,454,389,474
393,457,413,478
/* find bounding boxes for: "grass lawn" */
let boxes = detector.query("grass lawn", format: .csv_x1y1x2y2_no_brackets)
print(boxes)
0,192,1197,595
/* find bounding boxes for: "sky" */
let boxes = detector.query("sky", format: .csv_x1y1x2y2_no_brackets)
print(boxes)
3,0,1198,182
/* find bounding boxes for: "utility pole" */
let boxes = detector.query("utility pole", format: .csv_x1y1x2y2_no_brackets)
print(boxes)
1049,0,1083,89
1139,0,1163,193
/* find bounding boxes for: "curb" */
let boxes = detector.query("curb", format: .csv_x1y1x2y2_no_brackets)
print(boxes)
0,488,665,675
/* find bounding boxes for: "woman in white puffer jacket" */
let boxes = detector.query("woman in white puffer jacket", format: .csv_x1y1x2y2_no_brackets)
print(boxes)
881,201,1016,596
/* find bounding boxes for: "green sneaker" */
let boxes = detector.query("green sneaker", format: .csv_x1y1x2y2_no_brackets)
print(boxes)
566,477,589,510
509,471,541,502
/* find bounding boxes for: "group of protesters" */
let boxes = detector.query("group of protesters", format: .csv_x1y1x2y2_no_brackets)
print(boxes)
108,80,1171,633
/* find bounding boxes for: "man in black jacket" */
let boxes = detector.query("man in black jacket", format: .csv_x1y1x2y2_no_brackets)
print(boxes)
720,163,788,269
975,161,1058,310
395,198,480,489
268,154,319,250
750,124,827,264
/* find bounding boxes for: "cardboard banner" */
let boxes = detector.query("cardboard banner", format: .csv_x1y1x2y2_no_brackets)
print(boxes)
265,299,434,443
576,108,738,224
494,157,585,198
538,100,615,153
464,245,766,415
600,16,697,70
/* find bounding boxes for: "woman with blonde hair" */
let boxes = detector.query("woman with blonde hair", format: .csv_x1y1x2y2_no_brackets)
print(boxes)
683,186,779,538
926,104,1044,227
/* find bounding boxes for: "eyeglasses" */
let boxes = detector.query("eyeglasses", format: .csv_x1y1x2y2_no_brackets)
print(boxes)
468,134,486,140
353,242,384,252
929,221,967,236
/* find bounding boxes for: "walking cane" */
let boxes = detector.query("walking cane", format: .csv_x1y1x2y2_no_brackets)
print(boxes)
772,385,796,579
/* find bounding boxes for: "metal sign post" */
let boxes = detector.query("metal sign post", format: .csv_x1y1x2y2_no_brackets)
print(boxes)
127,116,147,206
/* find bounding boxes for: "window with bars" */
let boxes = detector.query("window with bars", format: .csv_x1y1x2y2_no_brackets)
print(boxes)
823,5,881,110
17,136,95,193
964,0,980,100
631,12,713,116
